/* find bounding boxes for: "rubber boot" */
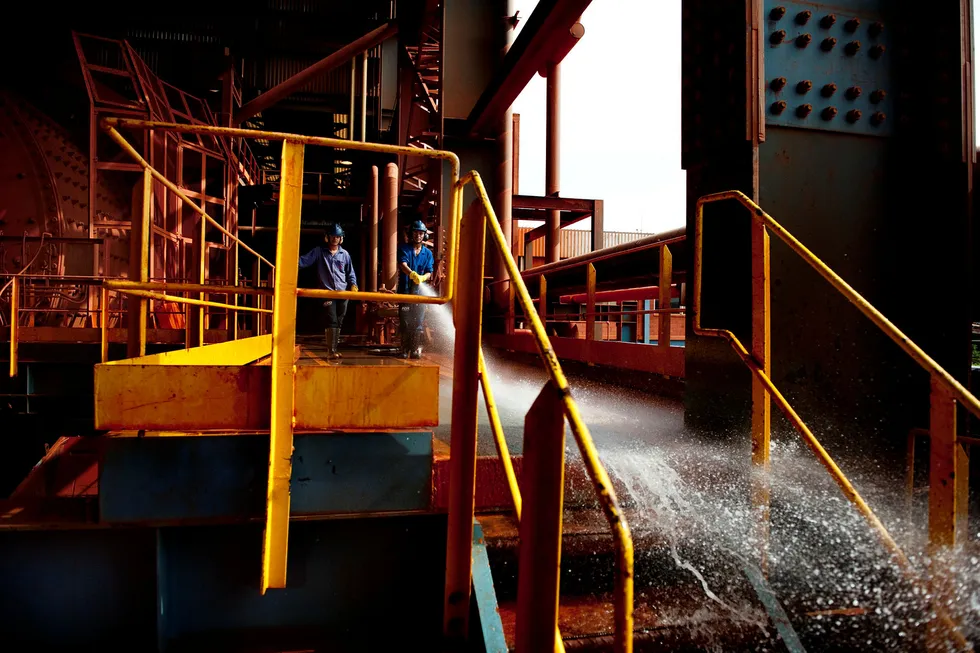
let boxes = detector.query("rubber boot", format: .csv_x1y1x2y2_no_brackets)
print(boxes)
400,331,412,359
324,328,331,349
328,328,342,360
410,330,422,359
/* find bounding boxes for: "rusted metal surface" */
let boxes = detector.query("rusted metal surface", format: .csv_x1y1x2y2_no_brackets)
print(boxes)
545,61,561,264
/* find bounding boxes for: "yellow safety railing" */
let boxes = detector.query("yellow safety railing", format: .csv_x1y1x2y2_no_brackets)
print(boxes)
101,119,633,652
695,190,977,649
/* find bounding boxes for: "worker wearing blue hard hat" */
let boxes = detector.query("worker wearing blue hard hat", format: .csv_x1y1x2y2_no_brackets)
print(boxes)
298,223,358,359
397,220,435,359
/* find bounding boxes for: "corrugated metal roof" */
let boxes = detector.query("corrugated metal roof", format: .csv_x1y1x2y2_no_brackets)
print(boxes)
514,226,655,259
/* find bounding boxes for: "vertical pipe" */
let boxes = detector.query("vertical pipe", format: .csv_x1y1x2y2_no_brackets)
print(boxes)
361,51,368,142
128,169,151,358
545,62,561,264
369,166,379,292
383,163,399,290
254,260,263,336
750,222,771,570
261,140,305,594
492,108,514,308
658,245,673,349
512,113,521,196
443,200,487,643
516,381,566,653
100,287,109,364
9,276,18,378
350,57,357,140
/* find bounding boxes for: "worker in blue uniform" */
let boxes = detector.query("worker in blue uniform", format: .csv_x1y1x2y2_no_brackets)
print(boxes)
398,220,434,359
298,223,358,359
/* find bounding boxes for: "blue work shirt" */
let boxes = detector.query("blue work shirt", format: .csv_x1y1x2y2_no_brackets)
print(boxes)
298,245,357,291
398,243,435,295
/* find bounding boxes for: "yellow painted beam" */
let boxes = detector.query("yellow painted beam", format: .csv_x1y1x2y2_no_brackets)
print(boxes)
294,364,439,430
100,334,272,366
262,140,305,594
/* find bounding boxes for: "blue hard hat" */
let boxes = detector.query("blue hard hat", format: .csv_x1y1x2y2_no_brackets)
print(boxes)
325,223,345,237
410,220,431,234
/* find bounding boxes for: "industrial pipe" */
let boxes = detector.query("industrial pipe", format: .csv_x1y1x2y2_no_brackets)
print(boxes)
559,285,681,305
369,165,379,292
382,163,398,290
545,61,560,264
350,58,357,140
360,51,368,142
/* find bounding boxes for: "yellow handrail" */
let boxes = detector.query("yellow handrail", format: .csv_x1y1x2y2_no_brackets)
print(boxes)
464,171,634,653
694,190,972,649
114,288,273,314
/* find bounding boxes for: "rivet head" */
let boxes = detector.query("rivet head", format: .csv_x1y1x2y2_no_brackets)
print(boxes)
796,80,813,94
870,111,886,126
821,37,837,51
845,18,861,32
870,89,887,104
795,33,812,48
845,86,863,100
845,41,861,56
869,21,884,38
795,10,811,25
820,14,837,29
770,77,787,91
821,106,838,121
796,104,813,118
870,44,886,60
846,109,863,123
769,6,786,20
771,100,788,115
821,83,837,97
770,30,787,45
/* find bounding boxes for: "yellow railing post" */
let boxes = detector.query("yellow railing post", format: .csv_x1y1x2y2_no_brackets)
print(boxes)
9,276,18,378
538,275,547,323
658,246,672,349
750,220,771,571
928,376,968,549
443,199,487,643
261,139,305,594
516,381,566,653
101,287,109,364
586,263,596,342
195,209,207,348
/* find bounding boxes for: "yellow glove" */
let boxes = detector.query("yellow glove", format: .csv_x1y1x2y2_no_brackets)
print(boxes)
409,271,422,285
350,284,359,292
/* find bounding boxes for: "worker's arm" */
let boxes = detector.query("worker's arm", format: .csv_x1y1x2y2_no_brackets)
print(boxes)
298,247,320,269
399,262,413,276
417,249,434,283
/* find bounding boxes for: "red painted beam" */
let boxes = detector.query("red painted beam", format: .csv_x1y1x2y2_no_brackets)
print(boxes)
559,285,681,304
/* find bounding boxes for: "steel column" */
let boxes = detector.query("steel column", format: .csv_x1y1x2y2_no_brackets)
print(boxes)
383,163,398,290
750,221,770,569
538,275,547,323
261,140,305,593
545,62,561,264
350,57,357,140
100,287,109,364
443,200,487,643
516,381,566,653
493,107,514,304
369,166,379,292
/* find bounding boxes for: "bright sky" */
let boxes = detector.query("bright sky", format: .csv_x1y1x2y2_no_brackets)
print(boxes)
511,0,685,235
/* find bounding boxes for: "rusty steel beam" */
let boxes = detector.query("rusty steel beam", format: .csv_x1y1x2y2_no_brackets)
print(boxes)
235,22,398,125
523,211,593,243
513,194,594,212
520,227,687,279
467,0,591,135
